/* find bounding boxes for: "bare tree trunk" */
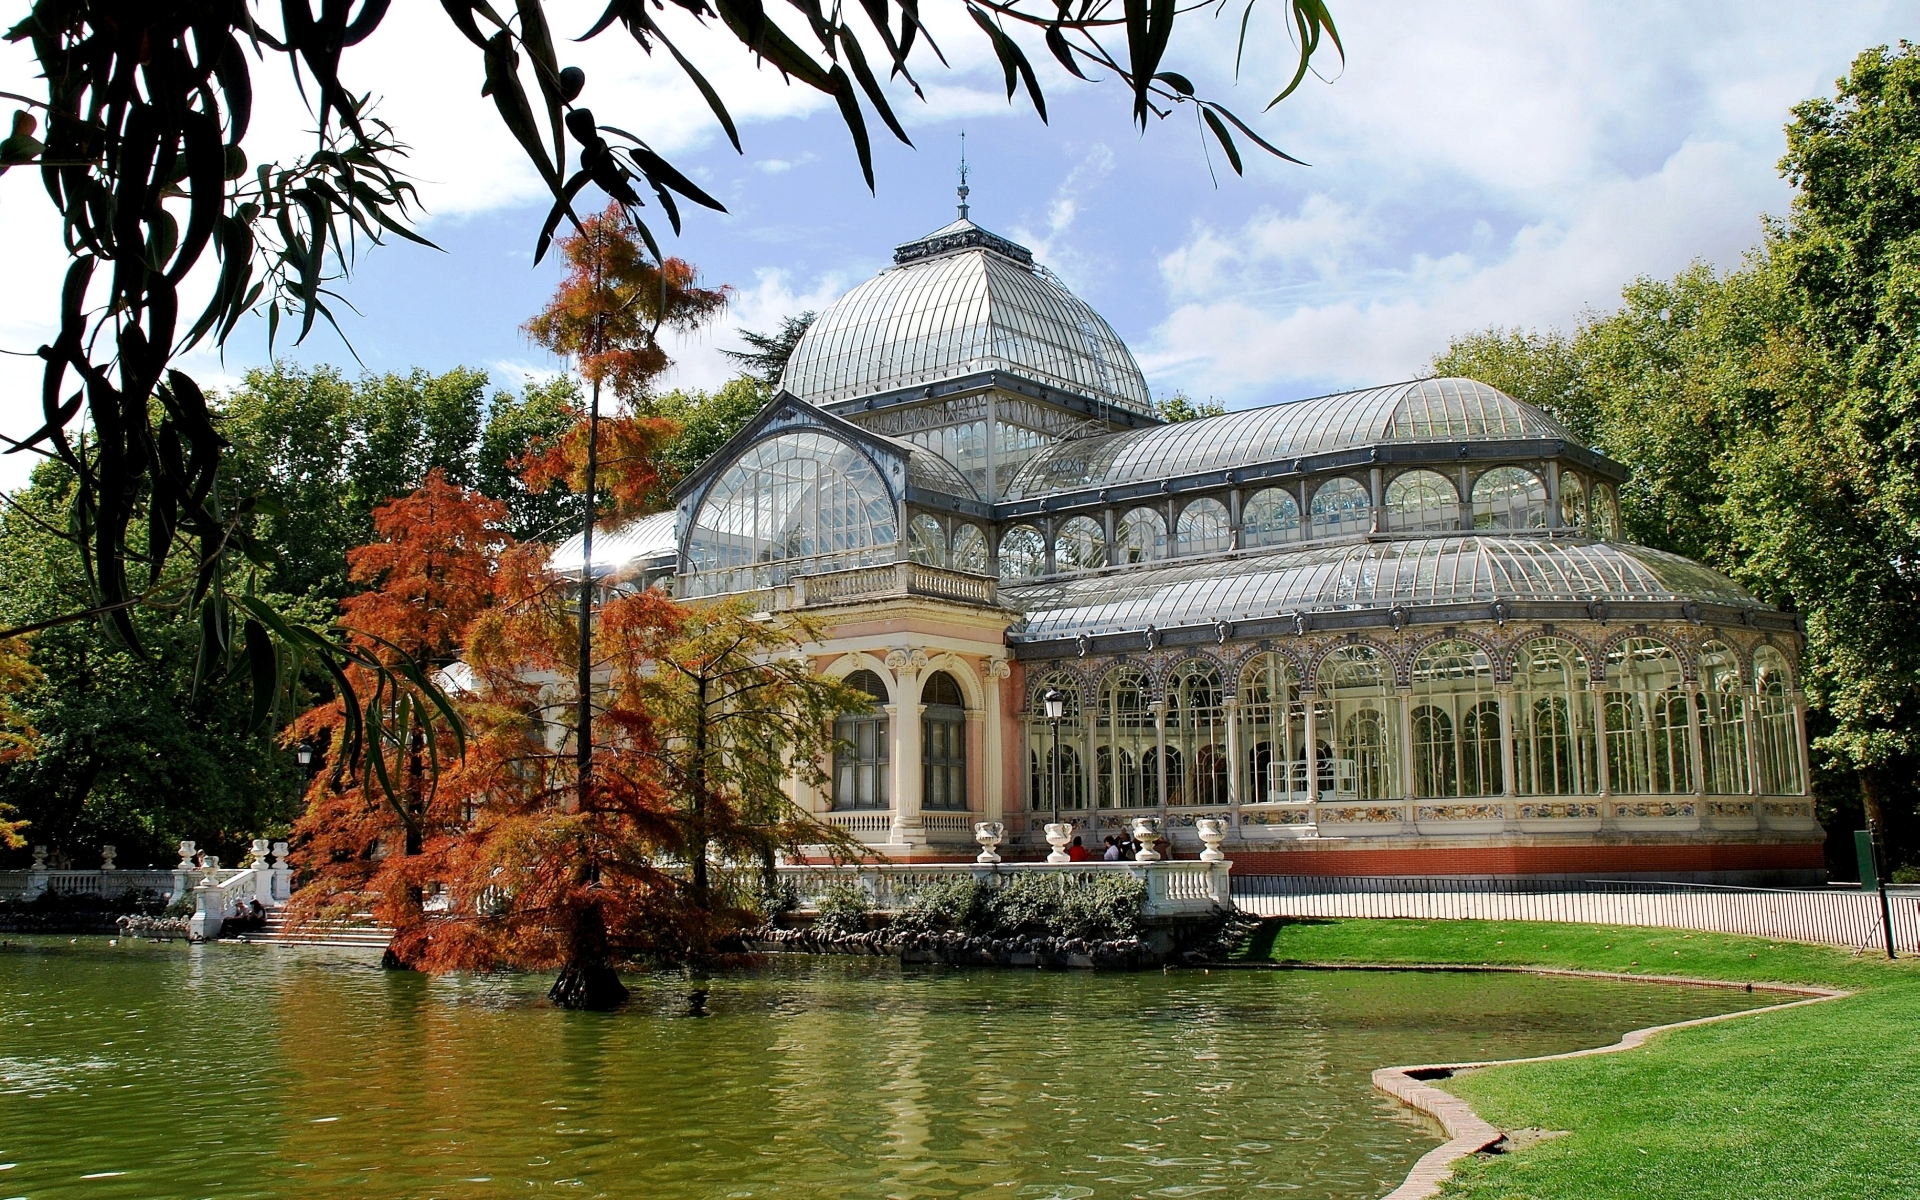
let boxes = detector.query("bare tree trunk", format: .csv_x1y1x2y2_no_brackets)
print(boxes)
548,898,629,1010
575,376,600,814
690,673,709,900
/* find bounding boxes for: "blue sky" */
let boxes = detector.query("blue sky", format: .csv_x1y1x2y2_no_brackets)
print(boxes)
0,3,1911,490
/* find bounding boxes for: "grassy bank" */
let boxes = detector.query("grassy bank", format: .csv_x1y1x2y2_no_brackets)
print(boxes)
1235,918,1920,1200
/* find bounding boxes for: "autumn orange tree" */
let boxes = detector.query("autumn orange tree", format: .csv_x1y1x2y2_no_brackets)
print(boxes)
522,203,727,811
0,640,39,849
287,471,508,930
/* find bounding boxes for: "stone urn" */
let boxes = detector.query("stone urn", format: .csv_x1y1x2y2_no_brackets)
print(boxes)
973,821,1006,865
1195,818,1227,863
29,844,47,871
176,840,197,870
100,844,117,871
1130,817,1163,862
1044,822,1075,864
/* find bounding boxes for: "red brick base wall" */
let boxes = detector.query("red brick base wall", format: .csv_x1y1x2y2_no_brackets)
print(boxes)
1228,842,1826,878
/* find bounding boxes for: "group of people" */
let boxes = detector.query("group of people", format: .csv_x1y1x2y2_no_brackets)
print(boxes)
1064,834,1158,861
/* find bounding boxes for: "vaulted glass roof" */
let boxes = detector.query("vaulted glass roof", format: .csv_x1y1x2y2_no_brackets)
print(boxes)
1002,537,1752,639
1002,378,1574,499
779,219,1152,413
549,510,676,579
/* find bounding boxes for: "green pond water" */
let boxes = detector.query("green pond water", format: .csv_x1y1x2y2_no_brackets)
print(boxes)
0,937,1769,1200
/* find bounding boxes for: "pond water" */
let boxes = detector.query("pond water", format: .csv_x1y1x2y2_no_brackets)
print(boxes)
0,938,1767,1199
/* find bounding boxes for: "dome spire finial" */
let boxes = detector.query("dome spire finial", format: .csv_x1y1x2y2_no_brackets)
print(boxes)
956,130,970,220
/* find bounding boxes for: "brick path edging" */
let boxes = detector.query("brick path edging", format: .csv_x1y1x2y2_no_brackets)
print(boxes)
1353,967,1849,1200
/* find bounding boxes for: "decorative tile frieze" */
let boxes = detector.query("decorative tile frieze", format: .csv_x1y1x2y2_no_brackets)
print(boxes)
1612,800,1697,819
1517,801,1601,819
1707,801,1755,818
1764,801,1815,820
1415,803,1505,821
1240,807,1315,826
1320,805,1408,824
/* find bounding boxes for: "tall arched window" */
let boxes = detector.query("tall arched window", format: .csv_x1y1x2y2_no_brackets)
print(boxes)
1316,646,1399,800
1604,638,1693,795
1176,498,1232,556
905,513,947,567
1094,667,1154,809
1697,642,1750,796
1240,653,1305,801
1168,661,1228,806
1241,488,1300,548
1310,478,1372,539
1471,466,1548,530
1512,638,1597,796
1409,641,1501,798
1028,672,1086,811
951,524,989,574
1559,472,1588,531
1754,646,1803,795
833,669,890,810
1115,507,1167,563
998,525,1046,581
922,671,967,810
1385,470,1461,532
688,431,897,595
1054,516,1107,572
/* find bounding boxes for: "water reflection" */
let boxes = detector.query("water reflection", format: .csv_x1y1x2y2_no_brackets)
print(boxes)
0,941,1766,1199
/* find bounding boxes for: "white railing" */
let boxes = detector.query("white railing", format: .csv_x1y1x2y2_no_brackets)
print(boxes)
921,812,976,831
790,562,999,609
824,811,895,834
3,840,292,941
778,859,1233,920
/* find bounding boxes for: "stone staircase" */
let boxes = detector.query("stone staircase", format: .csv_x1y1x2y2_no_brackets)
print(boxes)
238,909,394,951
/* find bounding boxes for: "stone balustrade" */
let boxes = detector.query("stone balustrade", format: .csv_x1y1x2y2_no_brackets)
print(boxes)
777,858,1234,921
0,840,291,941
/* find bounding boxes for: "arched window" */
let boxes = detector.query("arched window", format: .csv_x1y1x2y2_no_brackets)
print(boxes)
688,431,897,595
1410,641,1501,798
1754,646,1803,795
1471,466,1548,530
1696,642,1750,796
998,525,1046,581
1054,516,1107,572
1310,478,1372,539
1316,646,1399,800
1242,488,1300,548
1176,498,1232,556
1115,507,1167,563
833,669,890,810
922,671,967,810
1028,672,1086,811
1168,661,1228,806
1512,638,1597,796
1240,653,1305,802
1094,667,1153,809
951,524,989,574
1604,638,1693,795
905,513,946,567
1559,472,1588,531
1590,484,1618,539
1385,470,1461,533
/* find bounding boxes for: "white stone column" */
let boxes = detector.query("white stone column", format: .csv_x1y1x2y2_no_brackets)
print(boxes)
1224,696,1242,811
1744,685,1764,799
984,658,1009,823
1497,683,1517,801
1369,467,1384,533
1792,689,1813,798
1303,691,1319,802
1397,686,1416,802
1154,699,1169,811
1685,684,1708,798
887,649,927,851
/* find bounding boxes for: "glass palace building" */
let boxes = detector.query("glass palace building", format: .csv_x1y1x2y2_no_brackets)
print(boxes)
584,212,1822,879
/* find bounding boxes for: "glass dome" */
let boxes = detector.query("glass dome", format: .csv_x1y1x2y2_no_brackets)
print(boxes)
778,218,1153,414
1003,378,1574,499
1003,536,1754,639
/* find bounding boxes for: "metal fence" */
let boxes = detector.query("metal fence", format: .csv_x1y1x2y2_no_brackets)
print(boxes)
1231,874,1920,956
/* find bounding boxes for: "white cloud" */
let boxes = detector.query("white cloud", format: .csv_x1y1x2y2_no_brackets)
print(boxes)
655,268,853,394
1141,138,1777,396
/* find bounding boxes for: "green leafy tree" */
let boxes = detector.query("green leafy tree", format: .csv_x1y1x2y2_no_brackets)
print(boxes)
479,376,589,543
719,312,816,388
1153,391,1226,423
1426,326,1596,444
654,376,773,480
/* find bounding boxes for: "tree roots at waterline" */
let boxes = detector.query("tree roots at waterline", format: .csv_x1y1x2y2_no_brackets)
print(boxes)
548,959,631,1010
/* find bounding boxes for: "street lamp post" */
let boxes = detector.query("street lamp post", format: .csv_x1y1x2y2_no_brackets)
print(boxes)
295,741,315,779
1044,688,1064,825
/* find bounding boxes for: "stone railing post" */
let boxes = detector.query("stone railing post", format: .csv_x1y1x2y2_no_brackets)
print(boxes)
188,876,228,941
25,844,48,900
271,841,292,905
249,839,275,908
171,840,197,906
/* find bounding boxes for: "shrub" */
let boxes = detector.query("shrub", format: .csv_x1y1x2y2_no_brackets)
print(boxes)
812,880,872,937
892,876,988,936
1056,872,1147,941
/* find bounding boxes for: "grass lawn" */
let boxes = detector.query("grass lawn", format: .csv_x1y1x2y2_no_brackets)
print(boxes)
1234,918,1920,1200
